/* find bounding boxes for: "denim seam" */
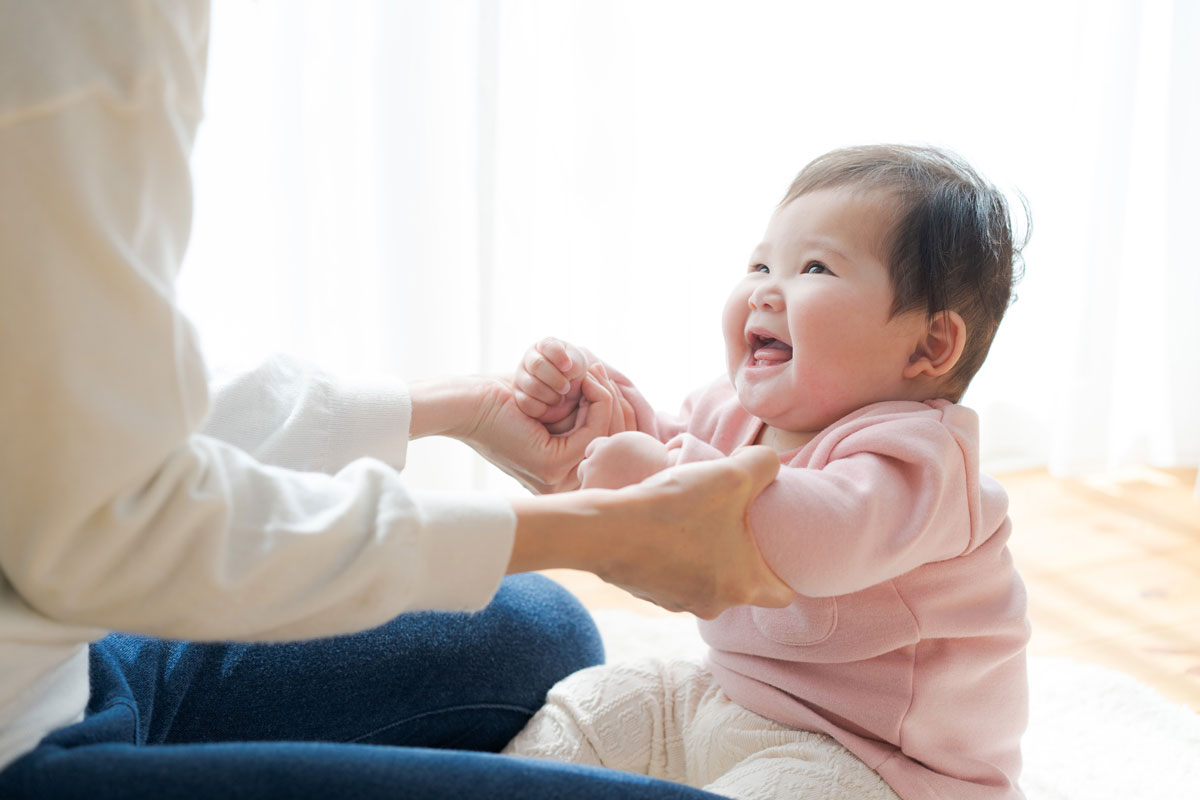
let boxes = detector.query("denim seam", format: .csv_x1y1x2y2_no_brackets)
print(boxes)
92,697,141,746
345,702,536,744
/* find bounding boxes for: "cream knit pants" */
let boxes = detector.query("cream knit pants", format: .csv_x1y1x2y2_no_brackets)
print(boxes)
503,658,900,800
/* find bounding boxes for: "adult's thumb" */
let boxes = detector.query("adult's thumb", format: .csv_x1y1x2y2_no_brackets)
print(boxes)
729,445,782,497
728,445,792,608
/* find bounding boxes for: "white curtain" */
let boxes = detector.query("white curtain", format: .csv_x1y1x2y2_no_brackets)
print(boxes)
180,0,1200,494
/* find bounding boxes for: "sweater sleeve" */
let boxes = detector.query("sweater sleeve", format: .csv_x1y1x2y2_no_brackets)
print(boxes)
0,3,515,642
203,357,414,475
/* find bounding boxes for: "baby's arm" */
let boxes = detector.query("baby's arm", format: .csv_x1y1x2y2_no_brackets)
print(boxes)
513,336,691,440
669,420,974,597
577,431,678,490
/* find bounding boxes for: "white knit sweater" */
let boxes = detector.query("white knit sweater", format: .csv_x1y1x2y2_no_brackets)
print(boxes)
0,0,515,770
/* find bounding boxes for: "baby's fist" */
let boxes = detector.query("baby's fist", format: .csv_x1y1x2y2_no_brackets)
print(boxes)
513,337,588,430
578,431,672,489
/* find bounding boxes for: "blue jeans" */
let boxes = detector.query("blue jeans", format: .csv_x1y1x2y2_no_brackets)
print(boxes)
0,574,721,799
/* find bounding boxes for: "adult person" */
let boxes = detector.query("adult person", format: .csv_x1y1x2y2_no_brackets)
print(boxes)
0,2,791,798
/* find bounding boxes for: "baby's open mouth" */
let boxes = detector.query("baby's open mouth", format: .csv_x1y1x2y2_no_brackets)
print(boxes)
749,332,792,366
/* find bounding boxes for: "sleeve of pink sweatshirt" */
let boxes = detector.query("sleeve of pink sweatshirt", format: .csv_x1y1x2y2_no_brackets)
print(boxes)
668,394,980,599
748,411,975,597
594,360,983,599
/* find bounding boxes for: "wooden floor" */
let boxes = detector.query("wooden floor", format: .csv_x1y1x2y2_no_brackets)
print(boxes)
544,466,1200,713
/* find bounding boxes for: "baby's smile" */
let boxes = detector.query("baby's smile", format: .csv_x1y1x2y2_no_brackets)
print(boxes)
748,331,793,367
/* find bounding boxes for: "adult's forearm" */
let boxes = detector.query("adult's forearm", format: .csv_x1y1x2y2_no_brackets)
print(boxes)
507,490,612,574
507,448,795,619
408,375,491,440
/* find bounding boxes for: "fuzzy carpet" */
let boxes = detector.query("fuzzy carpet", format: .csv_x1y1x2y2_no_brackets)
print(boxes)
592,610,1200,800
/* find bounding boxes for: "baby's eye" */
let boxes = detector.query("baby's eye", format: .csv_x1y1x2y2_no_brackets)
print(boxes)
751,264,770,274
803,262,830,275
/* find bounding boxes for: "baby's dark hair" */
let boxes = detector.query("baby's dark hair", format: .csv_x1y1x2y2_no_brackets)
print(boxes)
782,144,1027,401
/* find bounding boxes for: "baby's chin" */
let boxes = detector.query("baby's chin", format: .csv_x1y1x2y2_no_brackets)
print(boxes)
735,390,802,428
735,387,837,434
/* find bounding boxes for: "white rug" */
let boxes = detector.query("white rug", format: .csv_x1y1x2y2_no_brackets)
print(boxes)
593,610,1200,800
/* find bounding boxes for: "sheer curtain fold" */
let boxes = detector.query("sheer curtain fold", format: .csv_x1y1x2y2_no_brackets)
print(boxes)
1048,0,1199,478
182,0,1199,492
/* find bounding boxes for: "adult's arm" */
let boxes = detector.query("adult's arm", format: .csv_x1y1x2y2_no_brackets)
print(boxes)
409,375,794,617
203,358,413,475
0,3,515,641
0,3,792,635
508,446,790,618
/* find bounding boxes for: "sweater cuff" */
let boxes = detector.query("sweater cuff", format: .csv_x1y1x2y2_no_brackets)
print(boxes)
322,373,414,472
406,488,517,611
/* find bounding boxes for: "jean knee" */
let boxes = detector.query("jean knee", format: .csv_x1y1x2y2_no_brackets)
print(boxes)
488,573,605,683
376,574,604,751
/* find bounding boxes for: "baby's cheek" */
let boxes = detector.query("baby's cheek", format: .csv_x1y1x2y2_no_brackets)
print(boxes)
721,289,751,371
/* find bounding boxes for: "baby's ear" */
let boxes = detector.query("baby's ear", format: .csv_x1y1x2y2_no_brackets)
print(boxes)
903,310,966,379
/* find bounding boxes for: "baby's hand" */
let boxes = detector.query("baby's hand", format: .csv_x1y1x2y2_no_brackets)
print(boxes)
578,431,673,490
514,337,589,433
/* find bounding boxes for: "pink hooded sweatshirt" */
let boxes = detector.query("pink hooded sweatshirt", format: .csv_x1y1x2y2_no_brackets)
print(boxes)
621,376,1030,800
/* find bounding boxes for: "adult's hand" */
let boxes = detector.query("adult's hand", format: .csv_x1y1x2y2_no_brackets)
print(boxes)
411,367,635,495
509,445,794,618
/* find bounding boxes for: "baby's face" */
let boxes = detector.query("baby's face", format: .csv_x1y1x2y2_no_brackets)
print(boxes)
721,186,928,444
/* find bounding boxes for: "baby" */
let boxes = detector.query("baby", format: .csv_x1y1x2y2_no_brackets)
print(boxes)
503,145,1031,800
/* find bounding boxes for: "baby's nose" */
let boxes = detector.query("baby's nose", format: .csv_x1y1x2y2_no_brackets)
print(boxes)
748,283,783,311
